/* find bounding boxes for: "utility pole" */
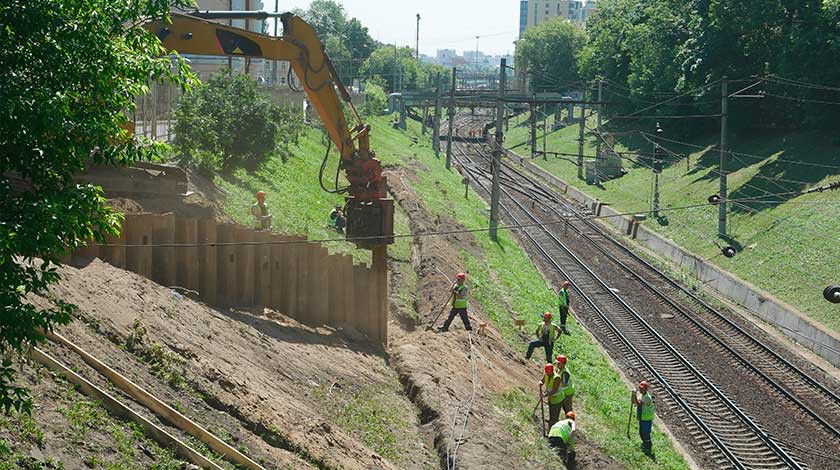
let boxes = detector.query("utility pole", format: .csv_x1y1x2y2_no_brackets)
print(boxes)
652,123,663,218
445,67,456,170
489,58,506,241
433,72,442,156
578,88,587,180
719,78,728,238
415,14,421,61
542,108,547,161
529,102,537,158
594,80,603,184
393,44,398,93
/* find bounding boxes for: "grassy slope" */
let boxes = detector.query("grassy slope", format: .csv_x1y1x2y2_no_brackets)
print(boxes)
217,114,688,468
506,111,840,333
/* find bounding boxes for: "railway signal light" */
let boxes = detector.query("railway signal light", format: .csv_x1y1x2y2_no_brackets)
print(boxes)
824,285,840,304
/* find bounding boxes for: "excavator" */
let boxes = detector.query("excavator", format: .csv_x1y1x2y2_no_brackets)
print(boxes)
144,11,394,252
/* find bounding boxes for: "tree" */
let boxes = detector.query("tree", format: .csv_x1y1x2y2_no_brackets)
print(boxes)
0,0,195,414
300,0,347,38
361,46,446,93
515,17,586,93
173,71,303,174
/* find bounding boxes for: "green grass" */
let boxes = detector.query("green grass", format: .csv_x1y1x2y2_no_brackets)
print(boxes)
211,112,689,468
371,115,688,469
510,110,840,332
311,381,414,465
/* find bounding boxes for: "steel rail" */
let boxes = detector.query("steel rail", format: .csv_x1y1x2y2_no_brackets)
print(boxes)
451,141,804,469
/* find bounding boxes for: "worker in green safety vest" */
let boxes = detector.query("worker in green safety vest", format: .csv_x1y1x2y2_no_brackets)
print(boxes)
548,411,576,464
327,203,345,233
557,280,572,334
631,380,655,454
526,312,562,363
439,272,472,332
554,355,575,413
541,363,565,427
251,191,272,230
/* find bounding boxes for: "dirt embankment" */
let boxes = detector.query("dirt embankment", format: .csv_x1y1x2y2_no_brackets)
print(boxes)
7,163,626,469
24,258,435,469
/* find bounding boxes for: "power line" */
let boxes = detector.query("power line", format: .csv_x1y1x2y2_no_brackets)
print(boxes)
638,132,840,172
87,197,811,250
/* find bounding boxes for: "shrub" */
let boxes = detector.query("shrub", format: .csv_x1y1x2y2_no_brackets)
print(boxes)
173,71,302,174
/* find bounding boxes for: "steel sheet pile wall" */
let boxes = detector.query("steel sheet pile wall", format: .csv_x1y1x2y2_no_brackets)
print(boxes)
71,213,386,344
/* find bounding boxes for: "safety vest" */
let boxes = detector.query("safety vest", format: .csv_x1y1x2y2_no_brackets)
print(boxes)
556,366,575,396
535,322,560,342
544,374,564,405
639,392,655,421
558,289,569,308
548,419,575,449
327,210,339,228
452,284,468,309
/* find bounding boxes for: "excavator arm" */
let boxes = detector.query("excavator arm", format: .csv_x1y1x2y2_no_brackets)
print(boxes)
145,13,393,248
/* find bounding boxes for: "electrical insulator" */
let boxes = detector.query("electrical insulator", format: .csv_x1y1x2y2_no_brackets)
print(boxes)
722,246,737,258
824,285,840,304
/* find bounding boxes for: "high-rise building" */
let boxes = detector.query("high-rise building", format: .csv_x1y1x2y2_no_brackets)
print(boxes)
517,0,597,36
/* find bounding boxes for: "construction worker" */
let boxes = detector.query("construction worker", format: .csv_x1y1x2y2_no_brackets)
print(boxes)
558,281,572,334
541,363,564,427
439,272,472,332
631,380,655,454
554,355,575,413
547,411,576,463
526,312,561,363
327,203,345,233
251,191,272,229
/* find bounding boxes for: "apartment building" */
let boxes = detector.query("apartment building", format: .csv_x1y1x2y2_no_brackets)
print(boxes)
518,0,597,36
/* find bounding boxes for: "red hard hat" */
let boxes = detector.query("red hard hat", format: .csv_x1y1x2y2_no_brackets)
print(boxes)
544,364,554,375
562,281,571,288
256,191,266,199
543,311,552,320
639,380,649,390
566,411,576,420
456,272,467,280
556,354,567,365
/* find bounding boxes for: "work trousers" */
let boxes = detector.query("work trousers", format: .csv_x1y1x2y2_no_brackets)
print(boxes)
548,402,563,427
639,418,653,453
561,394,574,414
548,437,575,463
525,335,554,363
558,305,569,328
442,308,472,331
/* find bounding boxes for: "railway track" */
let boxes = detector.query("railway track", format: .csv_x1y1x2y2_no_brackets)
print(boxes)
447,133,840,469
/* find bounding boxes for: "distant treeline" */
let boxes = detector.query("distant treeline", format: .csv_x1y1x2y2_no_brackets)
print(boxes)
517,0,840,132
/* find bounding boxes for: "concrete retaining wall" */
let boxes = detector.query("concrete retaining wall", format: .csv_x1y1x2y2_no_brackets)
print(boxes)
72,213,387,345
512,153,840,368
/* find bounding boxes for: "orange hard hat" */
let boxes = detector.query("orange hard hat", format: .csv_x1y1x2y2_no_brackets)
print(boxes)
456,272,467,280
566,411,576,420
562,281,571,288
556,355,567,365
543,311,552,320
544,364,554,375
639,380,649,390
256,191,266,200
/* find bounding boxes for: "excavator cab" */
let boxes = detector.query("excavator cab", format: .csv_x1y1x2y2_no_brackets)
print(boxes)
146,11,394,249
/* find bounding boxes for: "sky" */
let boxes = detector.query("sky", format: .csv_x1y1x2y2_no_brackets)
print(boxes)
265,0,521,56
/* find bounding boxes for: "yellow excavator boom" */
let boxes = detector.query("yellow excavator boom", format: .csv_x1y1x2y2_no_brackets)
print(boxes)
145,12,393,247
